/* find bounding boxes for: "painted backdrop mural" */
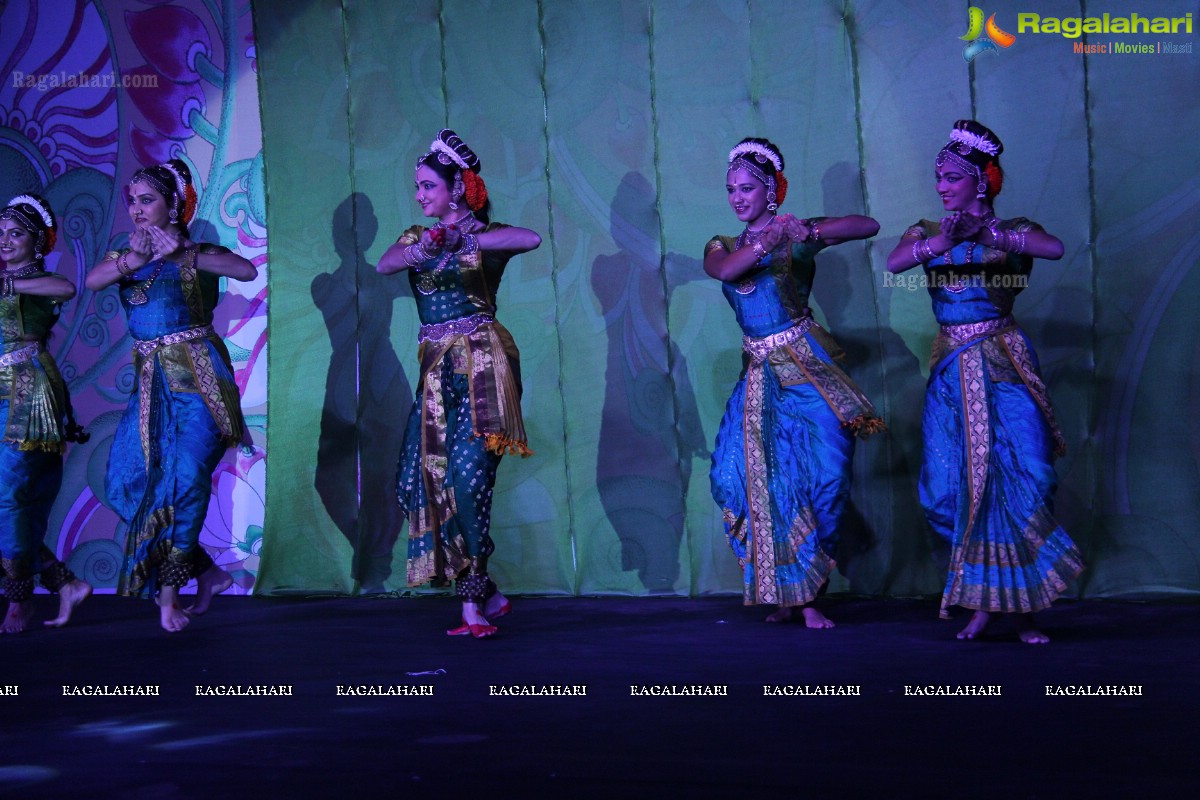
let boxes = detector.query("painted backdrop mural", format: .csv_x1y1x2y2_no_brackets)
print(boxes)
0,0,267,593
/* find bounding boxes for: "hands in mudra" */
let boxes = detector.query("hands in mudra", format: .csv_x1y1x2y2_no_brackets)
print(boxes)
129,228,154,256
131,226,187,260
759,214,814,252
940,211,987,243
421,224,466,255
147,226,185,258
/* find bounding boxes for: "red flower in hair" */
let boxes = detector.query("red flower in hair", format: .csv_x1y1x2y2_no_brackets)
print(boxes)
42,228,57,255
984,162,1003,198
775,172,789,207
462,170,488,212
182,184,198,224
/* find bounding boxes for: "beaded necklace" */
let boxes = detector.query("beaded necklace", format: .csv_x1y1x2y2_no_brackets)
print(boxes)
414,215,479,296
415,251,455,296
3,262,42,278
732,222,774,296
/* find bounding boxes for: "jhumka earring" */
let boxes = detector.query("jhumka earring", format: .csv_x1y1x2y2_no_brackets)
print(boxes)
450,173,465,211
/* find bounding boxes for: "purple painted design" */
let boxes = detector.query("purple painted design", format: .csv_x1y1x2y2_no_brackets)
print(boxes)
129,124,180,167
125,5,212,84
126,63,206,140
0,0,118,177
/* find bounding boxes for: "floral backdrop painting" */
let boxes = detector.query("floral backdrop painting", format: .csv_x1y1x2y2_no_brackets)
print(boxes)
0,0,267,593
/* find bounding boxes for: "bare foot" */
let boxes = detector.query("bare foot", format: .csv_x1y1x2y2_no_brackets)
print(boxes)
956,610,990,640
158,586,190,632
44,580,92,628
1016,614,1050,644
1,601,35,634
800,606,835,629
483,591,511,620
186,565,233,615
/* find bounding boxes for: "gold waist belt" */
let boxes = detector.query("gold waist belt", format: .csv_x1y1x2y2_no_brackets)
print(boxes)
742,316,815,364
133,324,216,357
0,341,42,368
940,315,1016,343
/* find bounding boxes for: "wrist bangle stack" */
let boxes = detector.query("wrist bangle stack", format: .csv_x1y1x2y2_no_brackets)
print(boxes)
911,238,938,264
1007,229,1026,254
808,221,823,244
400,242,432,268
988,226,1003,250
116,252,137,277
988,227,1028,255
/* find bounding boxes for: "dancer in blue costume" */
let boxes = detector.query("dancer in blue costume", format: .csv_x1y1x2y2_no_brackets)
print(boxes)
707,138,885,627
379,130,540,639
886,120,1084,644
0,195,92,633
86,160,256,632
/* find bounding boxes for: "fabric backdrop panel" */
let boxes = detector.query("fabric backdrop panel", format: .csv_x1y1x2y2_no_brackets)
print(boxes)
541,2,685,595
1089,9,1200,596
652,0,759,597
253,0,1200,599
254,0,354,594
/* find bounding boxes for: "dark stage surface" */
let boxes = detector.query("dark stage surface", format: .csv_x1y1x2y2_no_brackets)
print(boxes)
2,595,1196,798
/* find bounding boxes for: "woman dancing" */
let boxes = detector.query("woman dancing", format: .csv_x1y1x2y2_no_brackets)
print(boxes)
706,137,884,627
886,120,1084,643
378,129,540,639
0,195,92,633
86,160,256,632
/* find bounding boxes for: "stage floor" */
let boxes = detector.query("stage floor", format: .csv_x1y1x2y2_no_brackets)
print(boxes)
2,595,1196,798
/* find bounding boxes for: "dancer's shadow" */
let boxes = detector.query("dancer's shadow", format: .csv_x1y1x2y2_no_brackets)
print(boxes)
809,163,934,593
591,172,707,593
312,193,411,592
